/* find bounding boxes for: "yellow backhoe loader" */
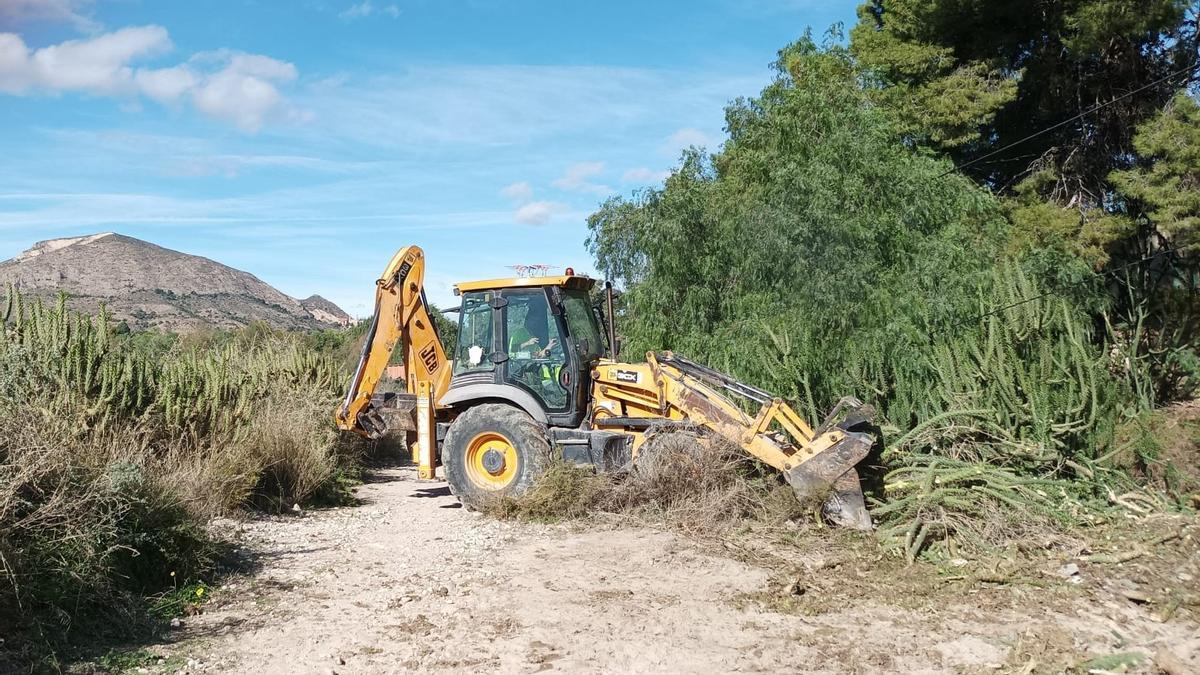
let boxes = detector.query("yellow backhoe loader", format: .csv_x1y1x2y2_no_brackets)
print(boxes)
335,245,876,528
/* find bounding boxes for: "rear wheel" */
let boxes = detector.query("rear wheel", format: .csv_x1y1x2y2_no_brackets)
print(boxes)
632,428,710,485
442,403,550,508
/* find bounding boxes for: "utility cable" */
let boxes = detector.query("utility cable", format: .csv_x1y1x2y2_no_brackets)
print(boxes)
936,61,1200,179
944,242,1200,330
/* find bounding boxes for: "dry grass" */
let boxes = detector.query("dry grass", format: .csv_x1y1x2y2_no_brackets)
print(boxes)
487,431,808,539
0,410,213,665
0,388,363,667
485,429,1160,572
154,396,352,517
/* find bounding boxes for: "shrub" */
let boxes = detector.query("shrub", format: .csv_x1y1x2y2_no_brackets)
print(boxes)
0,288,361,664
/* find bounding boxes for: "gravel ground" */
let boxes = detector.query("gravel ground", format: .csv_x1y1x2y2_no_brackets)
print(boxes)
140,466,1200,674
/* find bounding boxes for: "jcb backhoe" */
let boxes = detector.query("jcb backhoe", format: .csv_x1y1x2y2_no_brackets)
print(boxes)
335,246,876,528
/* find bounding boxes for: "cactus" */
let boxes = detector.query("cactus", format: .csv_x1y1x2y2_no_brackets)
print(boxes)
1,288,345,440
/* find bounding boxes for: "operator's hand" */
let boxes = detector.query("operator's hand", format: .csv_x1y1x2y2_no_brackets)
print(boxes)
536,338,559,358
521,336,540,349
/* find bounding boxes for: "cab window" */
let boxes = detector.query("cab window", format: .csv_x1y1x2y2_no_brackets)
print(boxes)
562,290,603,363
453,291,494,374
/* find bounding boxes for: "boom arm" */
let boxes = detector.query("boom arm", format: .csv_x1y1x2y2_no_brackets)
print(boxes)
593,351,875,529
651,352,875,529
335,245,452,437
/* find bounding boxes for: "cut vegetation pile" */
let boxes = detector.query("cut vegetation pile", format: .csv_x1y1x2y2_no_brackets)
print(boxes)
0,289,364,667
489,432,806,542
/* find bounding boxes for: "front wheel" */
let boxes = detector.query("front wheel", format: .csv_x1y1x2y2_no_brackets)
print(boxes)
442,403,550,508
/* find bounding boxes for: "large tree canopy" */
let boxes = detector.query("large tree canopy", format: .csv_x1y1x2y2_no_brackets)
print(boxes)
851,0,1198,207
589,37,1011,419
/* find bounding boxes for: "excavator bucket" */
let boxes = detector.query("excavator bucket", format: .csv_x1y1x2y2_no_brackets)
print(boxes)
784,397,876,530
784,430,874,530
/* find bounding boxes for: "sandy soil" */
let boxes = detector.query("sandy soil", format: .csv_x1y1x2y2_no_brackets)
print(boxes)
150,466,1200,674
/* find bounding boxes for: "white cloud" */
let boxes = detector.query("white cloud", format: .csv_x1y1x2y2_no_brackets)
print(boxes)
0,0,97,31
662,127,715,155
339,1,401,20
190,52,298,132
0,27,300,132
551,161,612,195
0,26,171,95
514,200,567,226
621,167,671,184
500,181,533,202
0,34,31,90
134,64,196,104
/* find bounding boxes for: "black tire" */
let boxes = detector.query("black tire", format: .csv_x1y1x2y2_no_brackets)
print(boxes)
442,403,551,508
633,428,706,479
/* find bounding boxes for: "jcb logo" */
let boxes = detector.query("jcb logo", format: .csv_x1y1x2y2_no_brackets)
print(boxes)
419,343,439,373
395,260,413,282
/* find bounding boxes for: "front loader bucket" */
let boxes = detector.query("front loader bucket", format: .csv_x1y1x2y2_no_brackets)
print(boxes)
647,354,876,530
784,430,874,530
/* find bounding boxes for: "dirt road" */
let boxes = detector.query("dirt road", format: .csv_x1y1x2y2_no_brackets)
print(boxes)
157,466,1200,674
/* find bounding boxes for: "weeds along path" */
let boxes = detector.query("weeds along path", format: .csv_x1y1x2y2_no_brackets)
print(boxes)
160,466,1200,674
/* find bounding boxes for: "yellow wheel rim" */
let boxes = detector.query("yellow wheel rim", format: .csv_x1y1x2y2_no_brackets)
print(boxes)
465,432,519,490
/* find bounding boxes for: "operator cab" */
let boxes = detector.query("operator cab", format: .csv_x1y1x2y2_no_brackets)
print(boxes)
446,274,605,427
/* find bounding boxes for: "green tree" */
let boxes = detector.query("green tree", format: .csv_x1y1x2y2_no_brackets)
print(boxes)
1112,91,1200,248
587,36,1163,555
852,0,1196,191
588,35,1009,420
852,0,1198,262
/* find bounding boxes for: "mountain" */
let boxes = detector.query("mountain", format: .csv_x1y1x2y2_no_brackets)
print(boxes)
0,233,352,332
299,294,351,326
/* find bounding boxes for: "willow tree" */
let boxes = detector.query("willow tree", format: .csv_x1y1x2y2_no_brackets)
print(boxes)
588,36,1009,420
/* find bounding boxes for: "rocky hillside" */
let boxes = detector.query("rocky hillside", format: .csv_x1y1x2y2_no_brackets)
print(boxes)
0,233,352,332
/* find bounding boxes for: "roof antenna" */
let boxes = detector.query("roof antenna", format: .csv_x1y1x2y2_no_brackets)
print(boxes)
507,264,559,278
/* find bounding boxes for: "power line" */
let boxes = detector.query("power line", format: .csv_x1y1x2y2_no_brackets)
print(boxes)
928,60,1200,329
937,61,1200,180
946,242,1200,330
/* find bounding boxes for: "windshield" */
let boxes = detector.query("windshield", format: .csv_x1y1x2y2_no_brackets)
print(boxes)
504,288,568,411
562,289,603,363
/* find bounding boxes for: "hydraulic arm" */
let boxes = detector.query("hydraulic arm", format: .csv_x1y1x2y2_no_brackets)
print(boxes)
336,245,450,437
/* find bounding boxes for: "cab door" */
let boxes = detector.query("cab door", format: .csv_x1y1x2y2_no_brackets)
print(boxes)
500,288,571,415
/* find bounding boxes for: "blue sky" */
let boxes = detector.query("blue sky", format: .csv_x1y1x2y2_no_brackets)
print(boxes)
0,0,858,314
